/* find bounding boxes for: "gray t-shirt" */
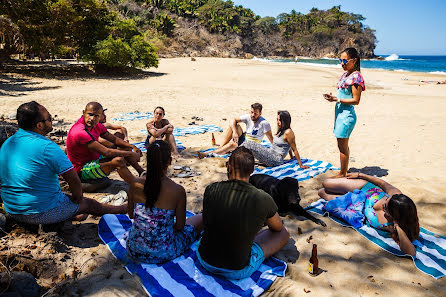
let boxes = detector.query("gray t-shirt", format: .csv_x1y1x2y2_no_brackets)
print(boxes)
240,114,271,143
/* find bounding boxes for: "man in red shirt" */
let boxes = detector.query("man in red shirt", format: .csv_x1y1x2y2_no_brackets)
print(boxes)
66,102,143,184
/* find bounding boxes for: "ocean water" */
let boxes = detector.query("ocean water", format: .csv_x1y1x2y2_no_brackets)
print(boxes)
264,55,446,75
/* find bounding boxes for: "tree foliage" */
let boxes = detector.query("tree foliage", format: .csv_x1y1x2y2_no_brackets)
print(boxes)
0,0,159,68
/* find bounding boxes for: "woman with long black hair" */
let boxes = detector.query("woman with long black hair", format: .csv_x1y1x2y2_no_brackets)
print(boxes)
241,111,309,168
125,140,202,263
323,47,365,177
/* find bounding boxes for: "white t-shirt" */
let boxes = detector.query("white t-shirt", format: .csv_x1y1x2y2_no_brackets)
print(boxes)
240,114,271,143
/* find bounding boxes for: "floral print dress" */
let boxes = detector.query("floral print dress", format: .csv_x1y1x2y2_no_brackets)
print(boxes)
125,204,198,263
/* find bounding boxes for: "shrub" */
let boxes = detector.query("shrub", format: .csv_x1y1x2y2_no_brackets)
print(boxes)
92,35,133,68
91,34,158,69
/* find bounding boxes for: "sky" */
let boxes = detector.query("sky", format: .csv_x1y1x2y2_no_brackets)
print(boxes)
232,0,446,55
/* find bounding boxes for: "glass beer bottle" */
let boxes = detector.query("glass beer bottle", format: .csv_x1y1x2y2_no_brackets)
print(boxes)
308,244,318,275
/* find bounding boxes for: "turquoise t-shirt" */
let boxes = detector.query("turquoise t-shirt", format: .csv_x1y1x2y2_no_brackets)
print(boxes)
0,129,73,214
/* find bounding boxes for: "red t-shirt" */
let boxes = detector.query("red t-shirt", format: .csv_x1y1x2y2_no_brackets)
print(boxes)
66,117,108,172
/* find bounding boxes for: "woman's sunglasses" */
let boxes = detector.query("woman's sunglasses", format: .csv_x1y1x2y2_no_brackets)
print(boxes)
339,58,354,64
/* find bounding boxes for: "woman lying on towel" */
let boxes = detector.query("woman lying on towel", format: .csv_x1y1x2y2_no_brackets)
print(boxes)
145,106,180,156
125,140,203,263
241,111,309,168
318,172,419,256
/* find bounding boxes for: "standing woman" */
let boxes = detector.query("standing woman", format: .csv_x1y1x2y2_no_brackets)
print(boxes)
323,48,365,177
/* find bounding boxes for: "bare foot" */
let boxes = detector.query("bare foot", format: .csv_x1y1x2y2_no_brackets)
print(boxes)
73,214,88,221
332,173,347,178
197,152,207,159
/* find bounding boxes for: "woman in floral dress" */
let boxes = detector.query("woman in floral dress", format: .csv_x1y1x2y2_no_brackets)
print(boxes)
125,140,203,263
323,47,366,177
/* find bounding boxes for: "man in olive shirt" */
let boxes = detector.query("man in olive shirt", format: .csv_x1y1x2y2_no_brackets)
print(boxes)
197,147,289,279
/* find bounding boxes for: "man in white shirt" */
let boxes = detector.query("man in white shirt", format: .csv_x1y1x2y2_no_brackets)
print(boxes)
199,103,273,158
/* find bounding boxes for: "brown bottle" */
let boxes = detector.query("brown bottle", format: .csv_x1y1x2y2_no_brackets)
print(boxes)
211,133,216,145
308,244,318,275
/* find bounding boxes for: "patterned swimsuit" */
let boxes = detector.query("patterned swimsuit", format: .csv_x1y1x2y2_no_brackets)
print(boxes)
125,204,198,264
362,183,393,229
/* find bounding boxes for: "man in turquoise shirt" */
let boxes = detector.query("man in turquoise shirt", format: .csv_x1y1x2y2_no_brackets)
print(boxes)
0,101,127,224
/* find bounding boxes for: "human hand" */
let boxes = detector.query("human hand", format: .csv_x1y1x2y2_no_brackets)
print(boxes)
132,145,142,157
323,93,336,102
346,172,362,179
300,165,310,169
129,151,141,163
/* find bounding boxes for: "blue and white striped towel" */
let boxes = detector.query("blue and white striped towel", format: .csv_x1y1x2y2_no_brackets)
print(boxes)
98,213,287,297
199,140,271,158
141,125,223,137
132,140,185,153
253,158,338,182
306,199,446,279
112,112,154,121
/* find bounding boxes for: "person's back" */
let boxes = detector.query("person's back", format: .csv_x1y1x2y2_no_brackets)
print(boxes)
197,147,289,280
0,128,71,214
198,179,277,269
125,140,202,263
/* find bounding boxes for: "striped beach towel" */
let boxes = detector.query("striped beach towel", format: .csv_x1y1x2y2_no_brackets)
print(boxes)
98,213,287,297
112,112,154,121
132,140,185,153
141,125,223,137
306,199,446,279
253,158,338,182
199,140,271,158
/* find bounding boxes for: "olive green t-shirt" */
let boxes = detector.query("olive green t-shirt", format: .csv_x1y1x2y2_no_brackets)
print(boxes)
198,179,278,270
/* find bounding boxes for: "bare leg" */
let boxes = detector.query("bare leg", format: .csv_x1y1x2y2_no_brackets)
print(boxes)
186,214,203,232
77,197,127,216
164,133,179,156
337,138,350,177
254,227,290,259
218,124,243,148
319,177,368,201
99,157,135,184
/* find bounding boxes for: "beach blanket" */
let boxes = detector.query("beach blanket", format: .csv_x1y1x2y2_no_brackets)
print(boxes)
132,140,185,153
112,112,154,121
306,199,446,279
98,212,287,297
140,125,223,137
199,140,271,158
253,158,338,182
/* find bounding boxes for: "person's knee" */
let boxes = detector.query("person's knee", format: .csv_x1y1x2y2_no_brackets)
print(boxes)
112,156,126,167
318,188,326,198
282,226,290,241
322,178,334,189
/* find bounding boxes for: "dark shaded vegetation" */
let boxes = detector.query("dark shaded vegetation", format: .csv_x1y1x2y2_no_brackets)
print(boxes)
0,0,376,70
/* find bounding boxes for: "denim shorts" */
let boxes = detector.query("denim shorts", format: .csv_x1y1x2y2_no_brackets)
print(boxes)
8,194,80,225
197,241,265,280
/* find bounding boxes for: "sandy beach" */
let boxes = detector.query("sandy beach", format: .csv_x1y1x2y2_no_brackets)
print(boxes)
1,57,446,296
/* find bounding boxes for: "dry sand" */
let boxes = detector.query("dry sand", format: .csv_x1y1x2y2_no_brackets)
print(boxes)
1,57,446,296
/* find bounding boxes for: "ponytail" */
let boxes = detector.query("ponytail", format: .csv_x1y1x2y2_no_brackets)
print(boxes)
143,140,171,209
342,47,361,72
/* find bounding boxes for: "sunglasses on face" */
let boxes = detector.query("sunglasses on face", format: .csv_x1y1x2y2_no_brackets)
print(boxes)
339,58,354,64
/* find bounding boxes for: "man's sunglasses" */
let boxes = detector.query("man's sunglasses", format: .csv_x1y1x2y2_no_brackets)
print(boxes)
339,58,354,64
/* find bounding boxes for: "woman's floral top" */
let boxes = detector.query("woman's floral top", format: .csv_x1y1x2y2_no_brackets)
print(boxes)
337,71,366,90
125,204,197,264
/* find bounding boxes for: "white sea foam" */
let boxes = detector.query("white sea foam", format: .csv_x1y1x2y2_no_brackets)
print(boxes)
429,71,446,75
385,54,400,61
252,56,271,62
384,54,411,61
